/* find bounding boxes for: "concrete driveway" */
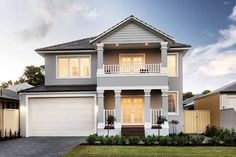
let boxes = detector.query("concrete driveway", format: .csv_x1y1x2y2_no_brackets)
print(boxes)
0,137,86,157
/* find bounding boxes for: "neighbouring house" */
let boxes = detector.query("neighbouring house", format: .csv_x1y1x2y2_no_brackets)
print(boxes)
183,94,203,110
8,83,33,92
0,87,19,133
194,81,236,130
19,15,191,137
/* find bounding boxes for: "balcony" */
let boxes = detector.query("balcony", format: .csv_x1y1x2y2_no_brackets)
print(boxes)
103,63,161,75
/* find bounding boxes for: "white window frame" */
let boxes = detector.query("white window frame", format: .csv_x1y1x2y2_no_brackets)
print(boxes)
56,55,91,79
167,53,178,77
168,91,179,115
119,53,146,65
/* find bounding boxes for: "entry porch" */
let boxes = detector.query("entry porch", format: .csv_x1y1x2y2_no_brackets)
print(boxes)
97,89,169,136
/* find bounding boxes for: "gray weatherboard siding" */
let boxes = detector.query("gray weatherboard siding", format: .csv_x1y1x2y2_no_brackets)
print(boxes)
220,109,236,130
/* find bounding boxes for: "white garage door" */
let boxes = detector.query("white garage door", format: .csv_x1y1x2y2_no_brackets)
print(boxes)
28,97,95,136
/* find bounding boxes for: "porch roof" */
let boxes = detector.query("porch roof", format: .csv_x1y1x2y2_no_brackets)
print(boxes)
19,85,97,93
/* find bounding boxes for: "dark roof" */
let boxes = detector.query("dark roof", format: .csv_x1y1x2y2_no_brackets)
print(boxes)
0,87,19,100
19,85,97,93
170,43,191,48
183,94,203,107
35,37,95,51
220,81,236,93
195,81,236,100
36,37,191,52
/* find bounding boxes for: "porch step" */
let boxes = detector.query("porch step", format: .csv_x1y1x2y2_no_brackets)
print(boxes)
121,125,145,137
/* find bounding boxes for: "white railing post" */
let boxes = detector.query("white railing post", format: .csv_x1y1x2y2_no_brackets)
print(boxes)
104,109,115,126
150,108,163,125
103,63,161,74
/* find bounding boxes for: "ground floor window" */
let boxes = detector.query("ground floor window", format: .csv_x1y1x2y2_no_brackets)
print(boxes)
168,92,178,114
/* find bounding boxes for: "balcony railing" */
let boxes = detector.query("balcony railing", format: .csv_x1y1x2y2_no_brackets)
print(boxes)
103,64,161,74
104,109,115,126
150,109,162,125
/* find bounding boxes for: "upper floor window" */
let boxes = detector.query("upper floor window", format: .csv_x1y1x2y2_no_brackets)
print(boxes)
168,91,178,114
57,55,91,78
167,53,178,77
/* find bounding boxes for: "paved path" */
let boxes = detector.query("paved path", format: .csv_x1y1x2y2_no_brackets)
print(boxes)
0,137,86,157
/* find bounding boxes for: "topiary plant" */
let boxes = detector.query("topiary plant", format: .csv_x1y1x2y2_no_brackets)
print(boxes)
156,116,167,137
170,120,179,135
107,115,116,136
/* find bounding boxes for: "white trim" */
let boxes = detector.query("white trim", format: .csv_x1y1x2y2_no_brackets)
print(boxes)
90,16,175,43
168,91,179,115
24,93,97,137
97,86,169,91
169,48,191,50
97,73,167,77
36,50,96,54
56,54,91,79
167,53,179,77
119,53,146,65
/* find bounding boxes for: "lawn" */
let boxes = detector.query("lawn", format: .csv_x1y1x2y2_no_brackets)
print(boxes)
62,146,236,157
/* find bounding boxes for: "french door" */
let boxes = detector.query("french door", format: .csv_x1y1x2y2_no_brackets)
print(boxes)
121,97,144,125
120,54,145,73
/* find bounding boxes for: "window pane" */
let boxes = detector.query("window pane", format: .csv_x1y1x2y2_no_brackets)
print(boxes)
168,92,177,113
69,58,79,77
80,57,90,77
167,54,177,76
58,58,68,78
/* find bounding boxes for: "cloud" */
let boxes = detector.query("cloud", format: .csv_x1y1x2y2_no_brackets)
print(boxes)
184,6,236,92
229,6,236,21
16,0,100,41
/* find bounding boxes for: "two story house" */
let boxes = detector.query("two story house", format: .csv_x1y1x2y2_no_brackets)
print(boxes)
19,15,191,137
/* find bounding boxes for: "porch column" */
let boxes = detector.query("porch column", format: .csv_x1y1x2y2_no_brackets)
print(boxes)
160,42,168,73
144,89,151,128
161,89,168,119
96,43,104,74
97,90,105,129
114,90,121,128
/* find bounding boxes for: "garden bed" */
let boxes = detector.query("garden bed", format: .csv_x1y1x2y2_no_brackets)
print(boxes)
86,126,236,146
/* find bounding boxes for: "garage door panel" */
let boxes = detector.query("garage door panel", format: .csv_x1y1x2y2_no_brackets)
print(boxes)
28,97,95,136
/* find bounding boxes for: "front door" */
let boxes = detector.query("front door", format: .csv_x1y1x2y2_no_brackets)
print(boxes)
122,97,144,125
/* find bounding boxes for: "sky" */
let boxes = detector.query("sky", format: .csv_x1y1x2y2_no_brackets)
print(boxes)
0,0,236,93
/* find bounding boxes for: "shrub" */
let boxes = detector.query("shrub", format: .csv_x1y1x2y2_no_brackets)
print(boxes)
98,136,105,144
159,136,171,145
205,125,217,137
86,134,98,144
104,135,113,145
145,135,158,145
189,136,204,145
119,136,127,145
175,135,190,146
112,135,120,145
128,136,140,145
209,136,221,145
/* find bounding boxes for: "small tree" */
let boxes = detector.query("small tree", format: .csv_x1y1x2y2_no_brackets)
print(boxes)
156,116,167,137
170,120,179,135
107,115,116,136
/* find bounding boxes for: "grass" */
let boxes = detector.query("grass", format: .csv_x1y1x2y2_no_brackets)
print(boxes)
62,146,236,157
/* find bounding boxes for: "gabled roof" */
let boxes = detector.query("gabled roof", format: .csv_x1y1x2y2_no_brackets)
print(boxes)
35,15,191,52
36,37,95,52
183,94,203,108
90,15,175,44
195,80,236,100
0,87,19,101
